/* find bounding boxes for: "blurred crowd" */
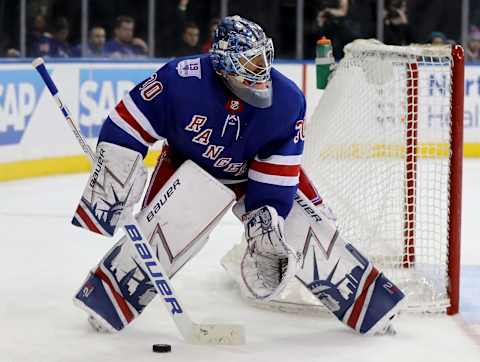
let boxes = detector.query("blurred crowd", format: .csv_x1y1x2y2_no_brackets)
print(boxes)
0,0,480,62
0,0,222,59
304,0,480,62
23,15,150,58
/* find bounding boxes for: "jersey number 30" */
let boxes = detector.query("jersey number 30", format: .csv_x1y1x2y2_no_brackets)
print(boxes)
140,73,163,101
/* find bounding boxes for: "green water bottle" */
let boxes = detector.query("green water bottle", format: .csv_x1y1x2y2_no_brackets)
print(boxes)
316,37,334,90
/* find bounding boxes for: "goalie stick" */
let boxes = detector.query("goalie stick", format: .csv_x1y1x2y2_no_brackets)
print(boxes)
32,57,245,345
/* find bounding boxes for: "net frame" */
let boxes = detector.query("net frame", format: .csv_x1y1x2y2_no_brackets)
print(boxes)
447,43,463,315
301,40,464,315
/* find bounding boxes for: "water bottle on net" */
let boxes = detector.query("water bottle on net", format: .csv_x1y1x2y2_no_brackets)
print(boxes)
315,37,335,90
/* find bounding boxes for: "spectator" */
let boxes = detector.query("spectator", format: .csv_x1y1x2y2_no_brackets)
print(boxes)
201,18,220,53
27,14,48,57
72,26,107,57
131,37,149,56
466,26,480,62
6,48,20,58
428,31,448,45
384,0,414,46
155,0,219,56
105,16,148,58
168,0,191,55
178,0,189,12
175,22,201,56
305,0,357,60
35,17,72,58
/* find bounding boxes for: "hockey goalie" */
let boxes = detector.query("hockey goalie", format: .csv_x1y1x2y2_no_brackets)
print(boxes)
72,15,404,336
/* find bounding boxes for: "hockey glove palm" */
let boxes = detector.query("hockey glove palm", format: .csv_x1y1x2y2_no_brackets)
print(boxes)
241,205,301,301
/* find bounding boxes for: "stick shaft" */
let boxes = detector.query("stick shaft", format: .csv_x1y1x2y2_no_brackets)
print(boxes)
33,58,96,161
32,57,198,341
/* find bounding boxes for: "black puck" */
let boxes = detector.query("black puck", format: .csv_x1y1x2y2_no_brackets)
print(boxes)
152,344,172,353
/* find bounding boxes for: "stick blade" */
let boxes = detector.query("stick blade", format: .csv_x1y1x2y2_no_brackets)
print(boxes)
188,324,246,345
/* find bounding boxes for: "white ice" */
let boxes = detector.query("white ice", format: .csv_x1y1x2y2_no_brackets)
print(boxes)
1,160,479,362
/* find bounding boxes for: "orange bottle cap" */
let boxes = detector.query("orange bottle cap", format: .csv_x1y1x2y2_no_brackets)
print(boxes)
317,36,331,45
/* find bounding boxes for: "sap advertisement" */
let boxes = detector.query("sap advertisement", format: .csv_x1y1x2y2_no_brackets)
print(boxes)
0,61,477,164
0,63,159,163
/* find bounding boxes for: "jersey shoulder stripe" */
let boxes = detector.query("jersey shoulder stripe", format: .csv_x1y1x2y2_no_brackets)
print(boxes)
123,92,162,140
109,94,160,145
109,104,154,146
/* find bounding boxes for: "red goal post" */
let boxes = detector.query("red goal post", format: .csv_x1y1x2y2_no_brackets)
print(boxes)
447,44,464,314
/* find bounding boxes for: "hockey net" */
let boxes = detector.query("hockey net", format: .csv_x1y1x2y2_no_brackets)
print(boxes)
222,39,464,315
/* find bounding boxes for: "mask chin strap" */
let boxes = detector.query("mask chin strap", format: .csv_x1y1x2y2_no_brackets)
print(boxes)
222,76,272,109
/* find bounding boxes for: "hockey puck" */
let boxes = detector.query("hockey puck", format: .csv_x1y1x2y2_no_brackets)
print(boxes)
152,344,172,353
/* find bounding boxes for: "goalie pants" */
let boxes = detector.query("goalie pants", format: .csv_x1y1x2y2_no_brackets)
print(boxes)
74,144,323,331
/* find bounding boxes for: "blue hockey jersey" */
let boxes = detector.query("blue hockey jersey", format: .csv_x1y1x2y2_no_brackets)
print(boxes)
98,54,306,218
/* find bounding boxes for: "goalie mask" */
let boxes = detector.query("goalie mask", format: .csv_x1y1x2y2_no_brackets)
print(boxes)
210,15,274,108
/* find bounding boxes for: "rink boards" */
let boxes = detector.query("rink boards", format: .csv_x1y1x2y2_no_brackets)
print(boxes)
0,60,479,181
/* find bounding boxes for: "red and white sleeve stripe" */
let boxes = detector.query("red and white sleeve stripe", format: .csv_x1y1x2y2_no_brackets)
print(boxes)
248,154,302,187
109,92,161,146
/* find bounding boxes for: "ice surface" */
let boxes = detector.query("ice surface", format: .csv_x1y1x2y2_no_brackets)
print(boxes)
0,161,479,362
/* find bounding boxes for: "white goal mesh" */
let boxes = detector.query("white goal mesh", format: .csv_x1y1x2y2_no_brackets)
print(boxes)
302,40,462,313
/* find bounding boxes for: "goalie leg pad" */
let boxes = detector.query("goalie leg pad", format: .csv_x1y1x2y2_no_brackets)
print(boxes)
291,192,405,334
75,153,236,332
346,271,404,334
74,238,153,332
